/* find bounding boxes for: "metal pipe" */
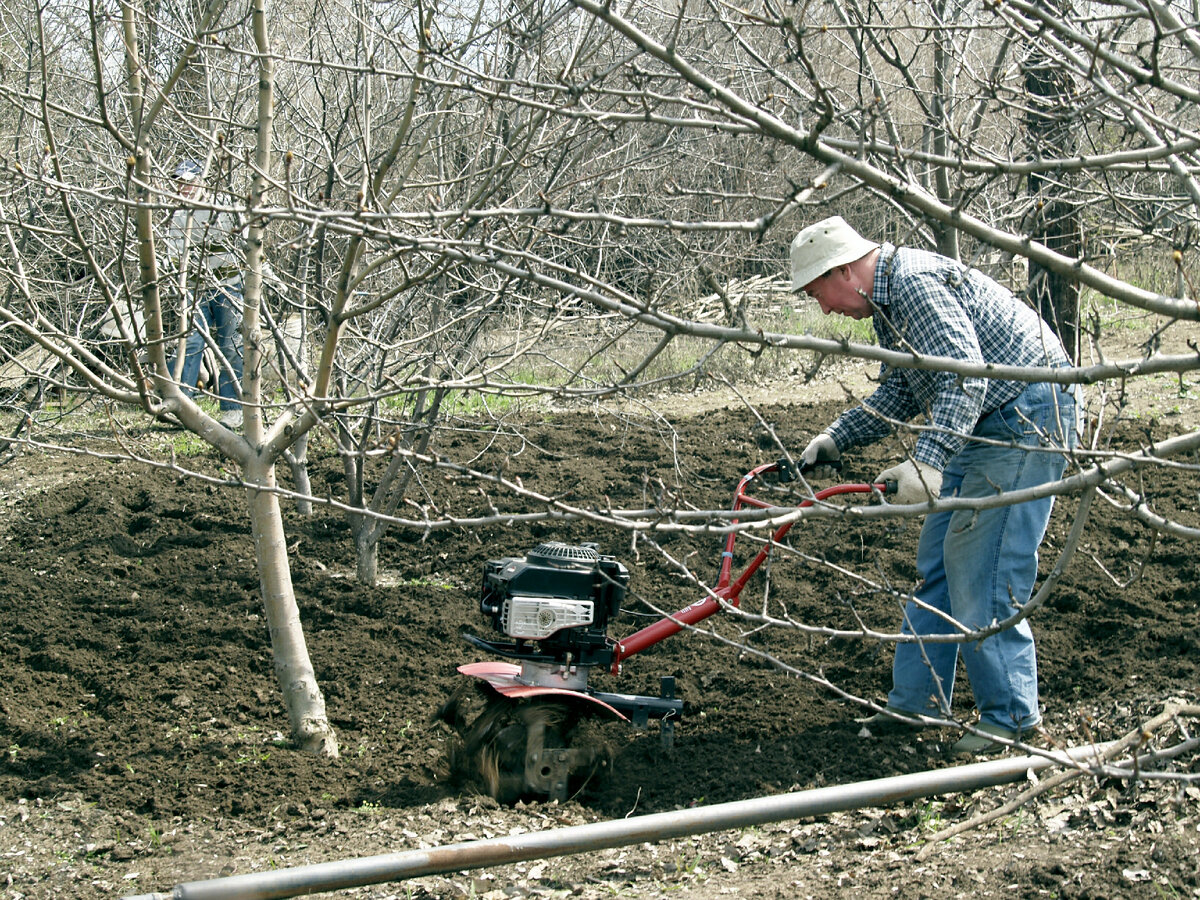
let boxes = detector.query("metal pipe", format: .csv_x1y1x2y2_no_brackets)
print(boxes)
125,743,1109,900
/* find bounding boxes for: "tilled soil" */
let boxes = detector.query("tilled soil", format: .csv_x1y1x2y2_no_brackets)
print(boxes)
1,396,1198,899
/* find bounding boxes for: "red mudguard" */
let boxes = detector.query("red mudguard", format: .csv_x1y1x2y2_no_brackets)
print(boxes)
457,661,628,721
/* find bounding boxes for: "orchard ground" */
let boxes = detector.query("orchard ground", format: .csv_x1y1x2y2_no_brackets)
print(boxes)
1,330,1198,900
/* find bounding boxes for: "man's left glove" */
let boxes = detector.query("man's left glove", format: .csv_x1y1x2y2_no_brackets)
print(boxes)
800,434,840,468
876,459,942,504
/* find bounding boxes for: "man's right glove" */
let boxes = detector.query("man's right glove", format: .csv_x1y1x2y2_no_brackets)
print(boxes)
800,434,840,468
876,459,942,504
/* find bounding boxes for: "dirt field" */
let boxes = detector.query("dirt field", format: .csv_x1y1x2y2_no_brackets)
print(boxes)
1,382,1198,899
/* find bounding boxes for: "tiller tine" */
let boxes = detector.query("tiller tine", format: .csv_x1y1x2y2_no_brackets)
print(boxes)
435,680,614,804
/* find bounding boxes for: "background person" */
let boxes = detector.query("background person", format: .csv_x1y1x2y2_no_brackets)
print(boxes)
791,216,1077,754
166,158,244,429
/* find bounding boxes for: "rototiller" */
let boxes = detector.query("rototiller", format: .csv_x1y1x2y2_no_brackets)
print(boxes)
438,459,894,802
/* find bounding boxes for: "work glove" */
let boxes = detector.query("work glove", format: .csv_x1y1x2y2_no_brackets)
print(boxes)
876,459,942,504
800,434,840,469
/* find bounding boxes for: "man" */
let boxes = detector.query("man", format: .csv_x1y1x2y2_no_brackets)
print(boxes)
166,158,244,429
791,215,1076,753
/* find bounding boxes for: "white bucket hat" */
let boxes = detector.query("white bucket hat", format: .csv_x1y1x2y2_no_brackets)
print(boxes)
789,216,879,291
173,158,203,182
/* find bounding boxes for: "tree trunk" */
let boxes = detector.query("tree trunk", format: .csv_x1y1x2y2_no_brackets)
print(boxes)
1027,200,1081,362
245,457,339,757
286,434,313,517
1024,3,1082,362
355,529,379,587
343,448,378,587
930,0,960,262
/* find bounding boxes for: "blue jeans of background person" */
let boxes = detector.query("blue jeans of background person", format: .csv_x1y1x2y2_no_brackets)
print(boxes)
887,379,1077,732
180,283,243,412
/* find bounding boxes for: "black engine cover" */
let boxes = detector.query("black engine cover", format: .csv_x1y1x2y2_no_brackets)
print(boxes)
478,542,629,667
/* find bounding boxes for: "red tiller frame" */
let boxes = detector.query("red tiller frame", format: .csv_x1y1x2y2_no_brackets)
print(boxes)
610,460,889,673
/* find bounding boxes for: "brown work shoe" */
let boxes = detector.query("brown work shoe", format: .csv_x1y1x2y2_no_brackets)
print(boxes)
950,722,1026,755
856,706,928,732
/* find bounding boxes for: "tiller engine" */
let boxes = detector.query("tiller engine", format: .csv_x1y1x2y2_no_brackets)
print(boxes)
438,460,893,803
440,541,682,803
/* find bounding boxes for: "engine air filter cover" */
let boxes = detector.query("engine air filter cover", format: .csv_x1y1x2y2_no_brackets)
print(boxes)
501,595,595,639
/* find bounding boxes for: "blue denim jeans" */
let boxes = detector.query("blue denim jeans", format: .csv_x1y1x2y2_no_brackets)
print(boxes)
180,283,244,412
887,379,1077,732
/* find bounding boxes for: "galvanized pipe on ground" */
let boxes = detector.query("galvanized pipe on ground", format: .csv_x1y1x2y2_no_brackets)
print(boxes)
125,744,1109,900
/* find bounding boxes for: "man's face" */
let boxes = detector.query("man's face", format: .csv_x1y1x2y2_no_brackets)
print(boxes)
175,177,200,197
802,265,873,319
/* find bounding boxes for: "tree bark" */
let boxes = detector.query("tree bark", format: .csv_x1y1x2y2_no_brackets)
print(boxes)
286,436,314,517
355,530,379,588
1024,1,1082,362
245,457,339,757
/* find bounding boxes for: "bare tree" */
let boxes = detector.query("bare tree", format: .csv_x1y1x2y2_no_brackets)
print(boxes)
1,0,1197,765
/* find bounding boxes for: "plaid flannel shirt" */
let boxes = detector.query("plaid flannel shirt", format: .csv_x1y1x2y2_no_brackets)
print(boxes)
825,244,1069,470
166,202,243,290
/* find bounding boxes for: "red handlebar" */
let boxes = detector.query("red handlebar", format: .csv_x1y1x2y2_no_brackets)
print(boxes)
612,461,891,669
